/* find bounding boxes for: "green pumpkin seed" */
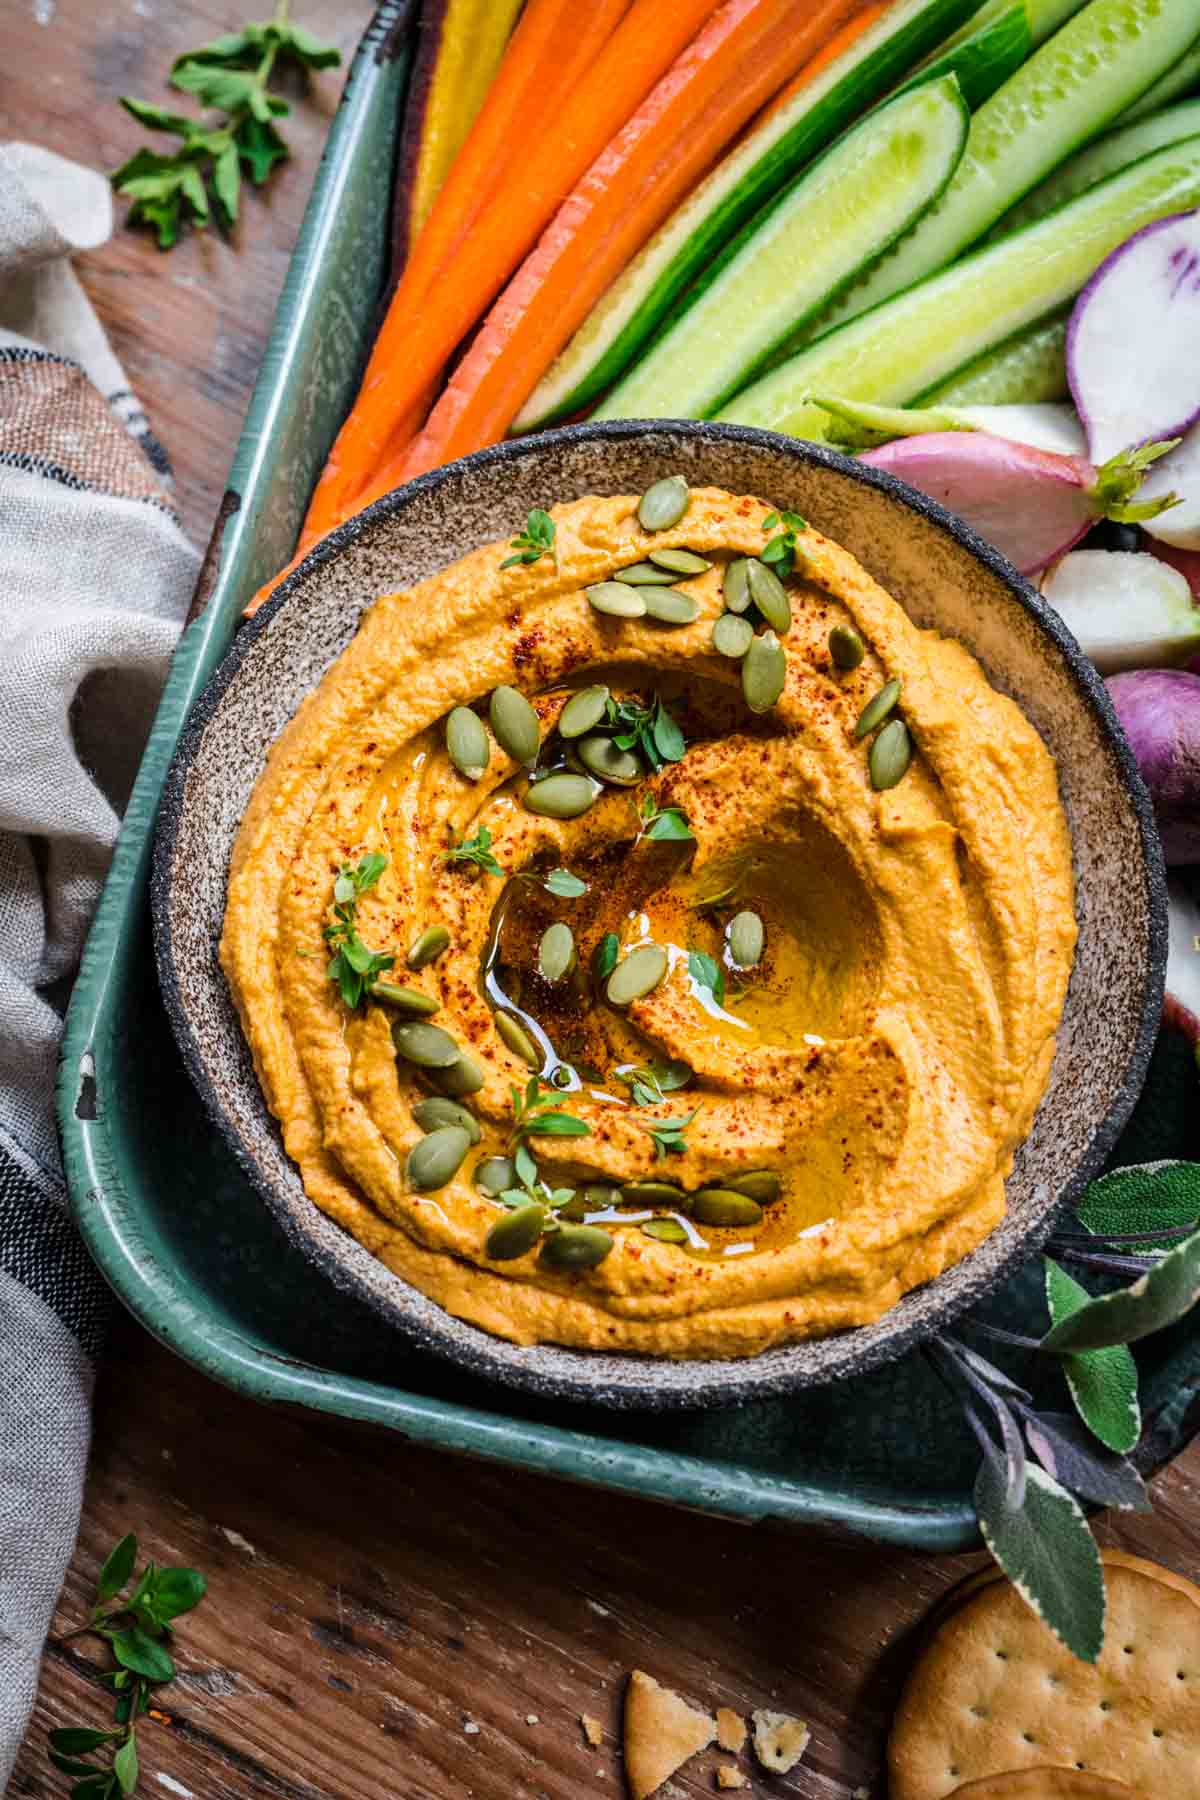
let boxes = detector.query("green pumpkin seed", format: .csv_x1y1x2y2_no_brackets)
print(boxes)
445,706,489,781
539,1224,614,1270
829,624,865,671
723,1169,781,1204
523,771,600,819
559,685,610,738
433,1051,486,1097
583,1182,624,1210
485,1202,546,1261
538,921,577,983
642,1217,688,1243
392,1020,461,1069
614,561,681,586
406,924,451,969
724,557,751,613
742,629,786,714
727,909,764,970
412,1097,480,1142
406,1124,471,1191
648,548,710,575
475,1154,515,1196
869,717,912,791
495,1011,541,1069
746,557,791,633
624,1180,689,1208
586,580,646,618
638,474,690,532
692,1188,764,1228
606,945,668,1007
371,982,440,1016
712,612,753,659
489,685,541,764
642,588,700,626
854,677,901,739
577,733,642,786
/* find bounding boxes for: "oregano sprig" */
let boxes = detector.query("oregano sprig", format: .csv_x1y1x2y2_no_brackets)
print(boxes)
507,1073,590,1151
323,853,395,1008
500,509,556,570
760,509,808,579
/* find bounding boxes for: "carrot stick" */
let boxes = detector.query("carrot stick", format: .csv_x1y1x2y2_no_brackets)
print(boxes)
400,0,866,477
758,1,887,124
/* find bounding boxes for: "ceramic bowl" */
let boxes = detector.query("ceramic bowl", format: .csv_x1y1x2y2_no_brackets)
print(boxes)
153,420,1167,1410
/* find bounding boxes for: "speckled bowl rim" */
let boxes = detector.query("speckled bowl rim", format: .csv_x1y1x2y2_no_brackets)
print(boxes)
153,420,1168,1412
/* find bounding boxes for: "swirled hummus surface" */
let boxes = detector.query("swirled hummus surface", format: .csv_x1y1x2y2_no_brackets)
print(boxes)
221,485,1076,1359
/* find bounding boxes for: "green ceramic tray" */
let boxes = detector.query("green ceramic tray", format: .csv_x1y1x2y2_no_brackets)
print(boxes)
57,3,1200,1551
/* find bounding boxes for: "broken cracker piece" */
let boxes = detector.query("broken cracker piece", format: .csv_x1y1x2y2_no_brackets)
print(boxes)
716,1766,748,1790
624,1669,716,1800
581,1713,604,1748
716,1708,746,1753
751,1709,811,1775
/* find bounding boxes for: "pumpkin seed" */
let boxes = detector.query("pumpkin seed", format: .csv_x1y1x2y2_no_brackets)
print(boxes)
854,676,901,739
869,717,912,791
406,1124,471,1191
642,1217,688,1243
606,945,668,1007
392,1020,461,1069
495,1011,541,1068
489,685,541,763
577,732,641,786
724,557,751,613
485,1202,546,1261
559,685,610,738
371,982,440,1016
586,580,646,618
648,548,710,575
539,1224,614,1270
523,771,600,819
746,557,791,633
829,623,865,671
742,629,786,714
642,588,700,626
712,612,753,659
406,924,451,969
412,1097,480,1142
475,1154,515,1196
624,1180,689,1207
614,561,680,586
554,1193,589,1222
638,474,690,532
538,921,576,983
692,1188,764,1227
433,1051,485,1096
445,706,489,781
723,1169,781,1204
727,909,764,970
583,1182,624,1209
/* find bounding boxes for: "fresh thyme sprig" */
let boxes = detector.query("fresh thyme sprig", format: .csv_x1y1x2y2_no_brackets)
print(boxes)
760,509,808,579
443,825,504,877
638,794,693,842
607,694,686,771
112,2,340,249
617,1059,693,1108
500,509,556,570
639,1107,702,1161
322,853,396,1008
48,1533,206,1797
507,1074,590,1151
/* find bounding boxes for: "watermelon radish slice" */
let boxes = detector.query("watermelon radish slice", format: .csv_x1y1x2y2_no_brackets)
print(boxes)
1067,210,1200,465
1041,551,1200,674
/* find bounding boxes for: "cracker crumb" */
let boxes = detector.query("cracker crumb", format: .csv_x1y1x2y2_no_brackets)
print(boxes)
716,1708,746,1753
750,1709,810,1775
624,1670,716,1799
582,1713,604,1748
463,1721,480,1736
716,1767,747,1790
526,1714,539,1726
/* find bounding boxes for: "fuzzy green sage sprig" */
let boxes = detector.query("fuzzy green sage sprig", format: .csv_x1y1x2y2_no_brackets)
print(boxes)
49,1533,206,1797
112,2,340,249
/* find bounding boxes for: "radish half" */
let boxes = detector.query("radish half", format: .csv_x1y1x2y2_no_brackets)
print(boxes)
1164,876,1200,1067
1067,209,1200,466
1042,552,1200,676
1106,668,1200,864
1138,420,1200,550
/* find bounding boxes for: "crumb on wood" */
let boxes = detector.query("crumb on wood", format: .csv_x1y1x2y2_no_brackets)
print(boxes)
463,1720,480,1736
716,1766,747,1790
750,1709,810,1775
582,1712,604,1747
526,1713,539,1725
716,1708,746,1753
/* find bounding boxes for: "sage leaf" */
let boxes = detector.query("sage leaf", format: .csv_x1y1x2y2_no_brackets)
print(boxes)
1075,1159,1200,1250
1042,1224,1200,1353
975,1441,1105,1663
1045,1259,1141,1453
1023,1411,1151,1513
97,1535,137,1605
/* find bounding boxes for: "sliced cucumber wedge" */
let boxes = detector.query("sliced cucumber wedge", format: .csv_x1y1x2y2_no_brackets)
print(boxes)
806,0,1200,339
893,0,1031,110
594,79,969,424
1119,35,1200,122
719,135,1200,441
510,0,981,434
996,98,1200,235
921,309,1070,404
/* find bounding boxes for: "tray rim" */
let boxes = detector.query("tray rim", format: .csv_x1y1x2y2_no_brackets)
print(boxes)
54,2,1194,1551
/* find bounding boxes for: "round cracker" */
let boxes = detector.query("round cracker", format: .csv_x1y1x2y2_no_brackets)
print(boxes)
949,1770,1144,1798
889,1565,1200,1800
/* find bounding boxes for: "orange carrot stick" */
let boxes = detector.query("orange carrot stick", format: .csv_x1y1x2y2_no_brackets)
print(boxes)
400,0,866,477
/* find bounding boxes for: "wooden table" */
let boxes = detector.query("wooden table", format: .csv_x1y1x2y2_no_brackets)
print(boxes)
7,6,1200,1797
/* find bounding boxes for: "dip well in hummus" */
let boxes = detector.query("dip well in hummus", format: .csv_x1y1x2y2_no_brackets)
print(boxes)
221,482,1076,1359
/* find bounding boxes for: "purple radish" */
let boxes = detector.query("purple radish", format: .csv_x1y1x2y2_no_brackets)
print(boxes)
1164,877,1200,1068
1139,420,1200,550
1042,552,1200,677
859,433,1177,575
1106,668,1200,864
1067,210,1200,467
